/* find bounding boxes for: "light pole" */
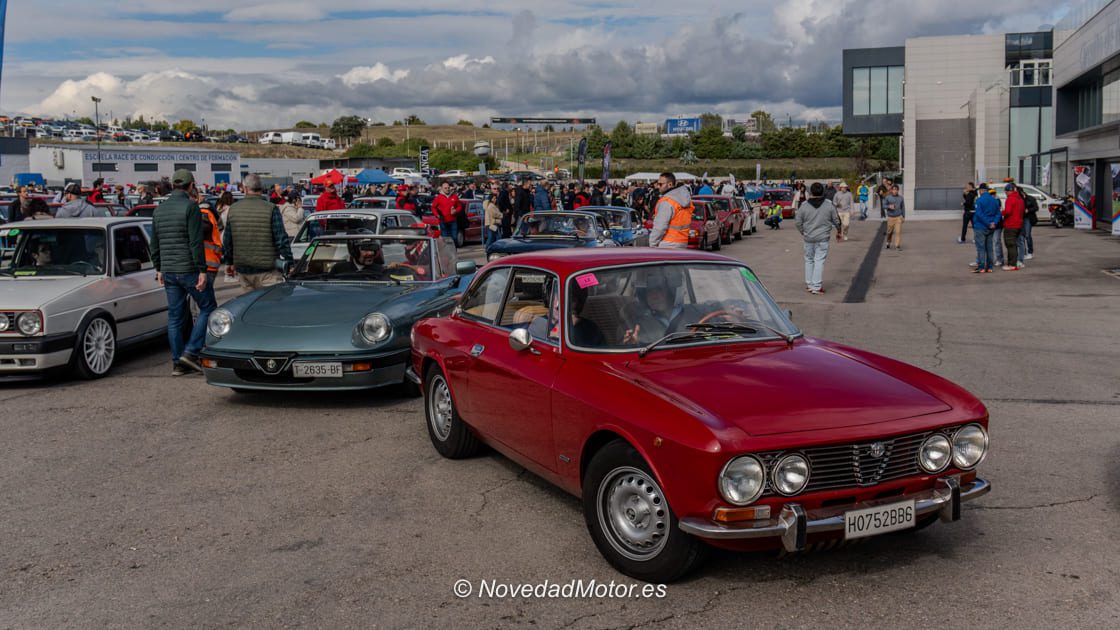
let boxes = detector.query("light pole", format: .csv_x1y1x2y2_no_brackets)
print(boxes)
91,96,102,170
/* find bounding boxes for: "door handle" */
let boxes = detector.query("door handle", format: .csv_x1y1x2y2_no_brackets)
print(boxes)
470,344,485,357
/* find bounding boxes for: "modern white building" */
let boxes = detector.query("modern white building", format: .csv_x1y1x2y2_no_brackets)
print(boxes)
30,145,241,188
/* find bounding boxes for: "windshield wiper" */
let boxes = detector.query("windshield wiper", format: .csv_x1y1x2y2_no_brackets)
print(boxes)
689,320,796,347
638,330,726,357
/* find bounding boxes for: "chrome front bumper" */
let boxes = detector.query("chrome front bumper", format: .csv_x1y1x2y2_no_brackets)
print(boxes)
679,476,990,552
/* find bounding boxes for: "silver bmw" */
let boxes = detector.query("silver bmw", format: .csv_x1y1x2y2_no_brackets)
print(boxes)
0,217,166,379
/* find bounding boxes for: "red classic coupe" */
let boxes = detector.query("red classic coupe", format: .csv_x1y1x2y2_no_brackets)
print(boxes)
688,200,722,250
408,249,991,582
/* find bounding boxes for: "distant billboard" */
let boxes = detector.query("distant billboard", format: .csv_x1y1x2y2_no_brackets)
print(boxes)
634,122,659,136
490,117,596,125
664,117,701,135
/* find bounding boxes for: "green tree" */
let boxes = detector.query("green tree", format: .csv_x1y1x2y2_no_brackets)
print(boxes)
346,143,380,158
751,110,777,133
330,115,366,140
699,112,723,130
294,120,317,128
630,134,663,159
730,125,748,142
376,136,396,147
583,125,609,161
609,120,636,158
693,125,732,159
173,119,196,133
455,119,474,126
404,114,426,125
543,124,554,132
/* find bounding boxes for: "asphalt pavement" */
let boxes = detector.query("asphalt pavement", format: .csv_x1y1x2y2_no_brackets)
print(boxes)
2,216,1118,628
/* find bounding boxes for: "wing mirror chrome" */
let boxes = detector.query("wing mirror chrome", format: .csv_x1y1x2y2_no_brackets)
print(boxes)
455,261,477,275
509,327,537,354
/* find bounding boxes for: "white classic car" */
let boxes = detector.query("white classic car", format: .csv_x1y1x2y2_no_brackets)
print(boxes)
0,217,166,379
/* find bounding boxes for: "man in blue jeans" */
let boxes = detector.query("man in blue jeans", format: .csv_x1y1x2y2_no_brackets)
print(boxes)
971,183,1001,273
149,169,217,375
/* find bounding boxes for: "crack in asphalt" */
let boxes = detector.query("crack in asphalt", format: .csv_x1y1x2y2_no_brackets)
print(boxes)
472,469,528,520
611,586,752,630
967,494,1098,511
926,310,944,369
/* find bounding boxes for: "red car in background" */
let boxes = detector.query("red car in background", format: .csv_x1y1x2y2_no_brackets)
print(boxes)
419,198,483,247
409,249,991,582
694,195,747,243
688,200,722,250
763,188,796,219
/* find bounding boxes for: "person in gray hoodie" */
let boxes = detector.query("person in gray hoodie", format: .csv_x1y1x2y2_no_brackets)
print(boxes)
883,184,906,249
649,172,693,248
795,182,841,294
55,183,110,219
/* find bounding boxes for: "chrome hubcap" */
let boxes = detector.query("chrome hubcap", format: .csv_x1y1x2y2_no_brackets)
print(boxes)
429,376,453,441
598,466,669,561
83,319,115,375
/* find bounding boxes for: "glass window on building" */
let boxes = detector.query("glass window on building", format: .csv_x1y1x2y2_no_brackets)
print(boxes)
852,67,870,116
1103,68,1120,125
173,163,197,172
1009,107,1041,168
134,163,158,172
212,163,232,172
91,163,118,172
869,67,888,115
888,66,904,114
1039,106,1053,153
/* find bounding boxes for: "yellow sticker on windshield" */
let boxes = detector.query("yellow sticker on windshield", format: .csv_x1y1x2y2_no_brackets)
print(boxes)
14,270,35,276
739,268,757,282
390,274,415,282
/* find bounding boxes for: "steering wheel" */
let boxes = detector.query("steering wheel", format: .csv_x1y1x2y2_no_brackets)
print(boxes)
698,309,733,324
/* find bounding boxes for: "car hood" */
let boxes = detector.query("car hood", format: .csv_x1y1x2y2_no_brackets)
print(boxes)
0,276,102,310
620,341,951,437
489,237,596,253
240,281,424,327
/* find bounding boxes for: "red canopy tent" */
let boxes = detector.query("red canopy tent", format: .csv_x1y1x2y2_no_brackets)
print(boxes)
310,169,345,185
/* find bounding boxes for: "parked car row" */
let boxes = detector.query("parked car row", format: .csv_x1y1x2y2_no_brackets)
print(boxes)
257,131,337,149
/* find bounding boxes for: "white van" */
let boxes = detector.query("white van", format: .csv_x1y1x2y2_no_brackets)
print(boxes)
280,131,302,145
322,139,337,150
300,133,322,148
258,131,283,144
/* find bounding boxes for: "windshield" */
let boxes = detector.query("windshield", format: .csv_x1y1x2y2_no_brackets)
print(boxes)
351,198,392,209
565,262,798,351
701,198,730,213
765,190,792,202
1,227,107,276
516,213,599,239
293,237,434,282
295,215,380,243
594,210,631,228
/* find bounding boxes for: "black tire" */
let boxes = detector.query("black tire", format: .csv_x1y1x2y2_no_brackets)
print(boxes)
425,365,480,458
699,235,707,251
454,230,465,248
583,440,706,582
711,234,721,251
231,388,254,394
734,223,743,240
400,374,421,398
71,316,116,379
751,223,757,234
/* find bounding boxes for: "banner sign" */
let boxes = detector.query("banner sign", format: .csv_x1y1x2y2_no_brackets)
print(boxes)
1111,163,1120,237
419,146,430,175
82,150,239,162
1073,165,1094,230
664,117,701,135
601,142,611,182
577,138,587,165
0,0,7,99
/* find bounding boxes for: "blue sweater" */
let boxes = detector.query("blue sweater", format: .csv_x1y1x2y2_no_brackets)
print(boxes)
973,193,1001,229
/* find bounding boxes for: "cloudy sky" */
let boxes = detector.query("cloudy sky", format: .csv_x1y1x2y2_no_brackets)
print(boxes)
1,0,1071,130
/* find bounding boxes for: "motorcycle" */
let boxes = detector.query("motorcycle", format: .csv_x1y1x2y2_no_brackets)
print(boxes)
1051,196,1075,228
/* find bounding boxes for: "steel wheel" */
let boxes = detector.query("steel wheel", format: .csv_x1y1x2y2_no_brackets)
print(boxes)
597,466,669,561
428,374,454,441
73,317,115,379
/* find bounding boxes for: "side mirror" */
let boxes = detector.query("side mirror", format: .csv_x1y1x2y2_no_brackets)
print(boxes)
119,259,142,274
786,309,794,321
276,259,293,276
509,327,533,352
455,260,477,276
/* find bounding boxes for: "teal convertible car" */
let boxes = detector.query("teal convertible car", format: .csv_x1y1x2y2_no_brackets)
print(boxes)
199,233,475,394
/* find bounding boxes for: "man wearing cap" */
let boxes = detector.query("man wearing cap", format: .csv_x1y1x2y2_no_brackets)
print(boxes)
56,183,109,218
971,183,1001,273
222,173,293,293
150,169,216,376
833,182,853,241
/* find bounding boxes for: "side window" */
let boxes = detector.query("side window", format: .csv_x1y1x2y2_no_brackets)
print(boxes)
113,226,153,273
497,269,554,334
459,267,511,323
381,216,398,229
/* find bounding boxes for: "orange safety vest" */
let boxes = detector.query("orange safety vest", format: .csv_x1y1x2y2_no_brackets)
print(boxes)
200,207,223,273
658,195,694,244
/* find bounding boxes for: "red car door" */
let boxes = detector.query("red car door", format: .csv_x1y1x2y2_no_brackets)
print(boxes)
463,268,563,470
445,266,513,420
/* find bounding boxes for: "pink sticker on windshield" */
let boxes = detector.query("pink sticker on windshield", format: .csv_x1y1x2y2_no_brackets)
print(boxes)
575,273,599,289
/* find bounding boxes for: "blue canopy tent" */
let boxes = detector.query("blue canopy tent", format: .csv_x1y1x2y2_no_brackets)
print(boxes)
355,169,402,185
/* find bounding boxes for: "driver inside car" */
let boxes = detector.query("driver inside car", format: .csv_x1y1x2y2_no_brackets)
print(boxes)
621,271,701,345
29,241,53,267
331,239,386,275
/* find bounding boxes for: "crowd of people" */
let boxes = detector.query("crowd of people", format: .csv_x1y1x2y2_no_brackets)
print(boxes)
959,181,1037,273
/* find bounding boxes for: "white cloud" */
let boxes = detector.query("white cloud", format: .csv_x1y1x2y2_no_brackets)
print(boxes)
440,54,496,71
338,63,411,87
224,2,320,22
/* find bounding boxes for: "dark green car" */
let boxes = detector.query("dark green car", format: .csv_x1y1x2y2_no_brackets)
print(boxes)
200,233,475,393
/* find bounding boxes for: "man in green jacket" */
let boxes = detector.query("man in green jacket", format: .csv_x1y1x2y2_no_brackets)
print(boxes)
150,169,216,376
222,173,293,293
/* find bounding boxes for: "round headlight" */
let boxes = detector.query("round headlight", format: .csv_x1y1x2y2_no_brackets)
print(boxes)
17,312,42,336
771,453,810,496
919,434,952,473
0,316,9,332
207,308,233,338
487,253,507,262
952,424,988,469
719,456,765,506
360,312,391,344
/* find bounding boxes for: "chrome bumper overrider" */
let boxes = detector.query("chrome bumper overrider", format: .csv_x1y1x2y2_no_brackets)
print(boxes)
404,364,421,385
679,476,990,552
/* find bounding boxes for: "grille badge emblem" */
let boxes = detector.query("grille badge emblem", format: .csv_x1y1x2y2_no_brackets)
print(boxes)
266,359,278,372
868,442,886,458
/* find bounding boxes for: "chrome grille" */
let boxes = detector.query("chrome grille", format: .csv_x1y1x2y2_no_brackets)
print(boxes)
0,312,15,334
759,427,960,496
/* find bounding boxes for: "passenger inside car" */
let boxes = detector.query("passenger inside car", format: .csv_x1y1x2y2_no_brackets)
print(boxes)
567,285,605,347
